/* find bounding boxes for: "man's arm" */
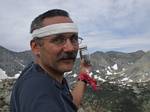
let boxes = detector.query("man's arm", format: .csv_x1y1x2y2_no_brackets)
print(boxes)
71,80,87,108
71,60,92,108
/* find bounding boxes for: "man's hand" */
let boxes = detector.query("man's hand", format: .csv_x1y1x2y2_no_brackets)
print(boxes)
79,59,97,91
79,59,92,74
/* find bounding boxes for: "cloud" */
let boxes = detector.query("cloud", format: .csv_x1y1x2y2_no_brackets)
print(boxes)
84,31,150,52
0,0,150,52
78,0,150,35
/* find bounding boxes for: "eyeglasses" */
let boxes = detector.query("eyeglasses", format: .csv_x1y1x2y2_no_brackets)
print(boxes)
48,34,83,46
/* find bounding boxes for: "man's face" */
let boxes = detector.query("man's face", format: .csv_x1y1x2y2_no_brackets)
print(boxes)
37,16,79,74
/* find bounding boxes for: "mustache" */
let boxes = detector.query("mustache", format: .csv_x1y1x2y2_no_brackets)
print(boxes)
57,52,77,60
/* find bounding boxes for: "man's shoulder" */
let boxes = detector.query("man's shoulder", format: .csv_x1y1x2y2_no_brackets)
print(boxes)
18,62,48,80
14,63,55,91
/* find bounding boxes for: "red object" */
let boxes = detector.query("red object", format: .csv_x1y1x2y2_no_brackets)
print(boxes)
78,73,97,91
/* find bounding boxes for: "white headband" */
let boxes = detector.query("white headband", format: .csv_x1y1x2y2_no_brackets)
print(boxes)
31,23,78,38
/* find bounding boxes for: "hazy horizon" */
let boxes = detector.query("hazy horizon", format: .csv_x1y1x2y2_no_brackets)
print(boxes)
0,0,150,53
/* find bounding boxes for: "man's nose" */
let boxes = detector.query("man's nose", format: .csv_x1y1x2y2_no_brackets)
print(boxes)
63,39,76,52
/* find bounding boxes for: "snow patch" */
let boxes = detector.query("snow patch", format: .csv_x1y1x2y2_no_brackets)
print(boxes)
121,77,133,82
94,75,98,79
121,77,129,81
98,77,106,82
89,72,93,77
122,68,125,71
64,71,72,76
0,68,21,81
106,70,112,75
73,74,77,78
112,64,118,70
107,66,111,70
96,70,100,73
14,73,20,79
0,68,8,80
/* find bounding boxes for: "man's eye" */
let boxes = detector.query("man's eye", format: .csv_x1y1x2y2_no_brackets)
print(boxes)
71,35,78,42
51,38,64,44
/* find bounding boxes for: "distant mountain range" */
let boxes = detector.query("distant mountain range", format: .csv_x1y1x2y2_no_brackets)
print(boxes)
1,45,150,112
0,45,150,83
0,46,33,77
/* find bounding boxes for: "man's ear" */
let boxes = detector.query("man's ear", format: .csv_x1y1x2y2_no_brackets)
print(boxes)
30,40,41,56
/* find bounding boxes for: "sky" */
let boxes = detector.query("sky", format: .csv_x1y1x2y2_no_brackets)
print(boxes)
0,0,150,53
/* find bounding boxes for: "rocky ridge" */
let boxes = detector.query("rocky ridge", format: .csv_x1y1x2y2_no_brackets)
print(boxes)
0,45,150,112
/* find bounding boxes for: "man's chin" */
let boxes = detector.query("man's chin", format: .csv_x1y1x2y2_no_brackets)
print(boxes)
64,64,74,70
58,59,75,71
62,63,74,72
59,66,72,73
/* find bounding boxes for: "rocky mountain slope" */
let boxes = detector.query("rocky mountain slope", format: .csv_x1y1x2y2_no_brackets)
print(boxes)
0,46,33,76
0,45,150,112
1,45,150,83
1,79,150,112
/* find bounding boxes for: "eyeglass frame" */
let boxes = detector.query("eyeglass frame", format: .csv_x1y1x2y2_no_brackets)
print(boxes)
32,33,83,46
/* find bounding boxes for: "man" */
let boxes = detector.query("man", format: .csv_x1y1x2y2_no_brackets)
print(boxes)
10,9,91,112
